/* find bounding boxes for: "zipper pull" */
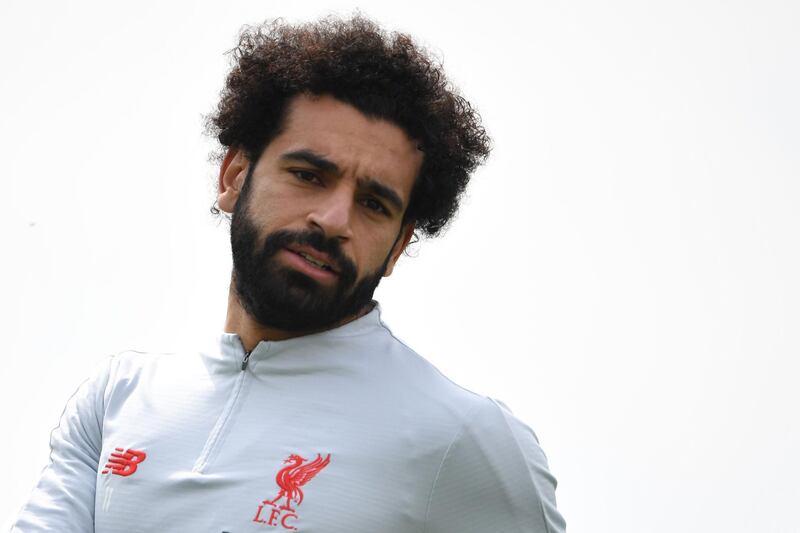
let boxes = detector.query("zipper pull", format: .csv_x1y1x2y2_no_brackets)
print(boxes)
241,350,251,371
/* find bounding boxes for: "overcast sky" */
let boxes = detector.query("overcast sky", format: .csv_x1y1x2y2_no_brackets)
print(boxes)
2,1,798,531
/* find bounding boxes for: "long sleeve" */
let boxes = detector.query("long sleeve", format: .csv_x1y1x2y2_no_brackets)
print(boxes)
10,357,114,532
424,398,566,533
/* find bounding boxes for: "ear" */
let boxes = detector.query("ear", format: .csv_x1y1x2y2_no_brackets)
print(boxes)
383,223,416,277
217,147,250,213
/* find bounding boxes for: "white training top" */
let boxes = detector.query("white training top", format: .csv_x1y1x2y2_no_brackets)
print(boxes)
11,304,565,533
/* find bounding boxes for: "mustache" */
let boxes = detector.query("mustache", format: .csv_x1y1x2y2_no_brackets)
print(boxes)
260,229,357,287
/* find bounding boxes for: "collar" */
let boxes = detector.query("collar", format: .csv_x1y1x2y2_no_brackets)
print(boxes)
208,302,385,372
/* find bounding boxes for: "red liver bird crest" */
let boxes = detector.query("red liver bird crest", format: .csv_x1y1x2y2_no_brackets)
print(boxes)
266,453,331,511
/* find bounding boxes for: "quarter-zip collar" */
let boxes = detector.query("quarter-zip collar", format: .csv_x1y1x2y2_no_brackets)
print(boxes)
213,302,385,373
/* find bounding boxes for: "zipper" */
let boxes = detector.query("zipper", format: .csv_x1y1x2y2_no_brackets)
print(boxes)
192,347,256,473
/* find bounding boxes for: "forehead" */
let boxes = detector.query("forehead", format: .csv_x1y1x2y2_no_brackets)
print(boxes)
263,94,423,199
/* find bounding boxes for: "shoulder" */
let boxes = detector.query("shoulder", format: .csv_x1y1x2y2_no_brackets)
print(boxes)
108,341,215,371
107,348,180,380
366,319,565,531
367,319,489,413
101,346,202,400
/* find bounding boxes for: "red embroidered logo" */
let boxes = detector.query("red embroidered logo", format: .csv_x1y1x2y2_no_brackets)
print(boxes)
101,447,147,477
253,453,331,531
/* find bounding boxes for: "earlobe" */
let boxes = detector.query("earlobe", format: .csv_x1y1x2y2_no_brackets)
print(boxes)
383,223,416,277
217,147,250,213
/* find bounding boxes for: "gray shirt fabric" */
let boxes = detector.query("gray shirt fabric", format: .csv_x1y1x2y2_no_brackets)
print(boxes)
11,304,566,532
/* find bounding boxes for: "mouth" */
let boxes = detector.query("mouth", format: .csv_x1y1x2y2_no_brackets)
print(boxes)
285,247,340,276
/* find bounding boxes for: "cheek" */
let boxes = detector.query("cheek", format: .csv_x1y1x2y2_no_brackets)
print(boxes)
247,187,306,229
355,230,398,273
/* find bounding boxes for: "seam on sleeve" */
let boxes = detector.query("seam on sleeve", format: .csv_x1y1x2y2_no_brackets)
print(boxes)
421,400,485,533
378,320,486,401
487,397,555,533
100,353,121,438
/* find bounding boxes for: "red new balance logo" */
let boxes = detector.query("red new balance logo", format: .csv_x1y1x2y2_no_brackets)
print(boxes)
101,447,147,477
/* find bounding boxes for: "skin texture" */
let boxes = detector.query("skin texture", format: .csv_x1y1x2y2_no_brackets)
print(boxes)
218,93,423,351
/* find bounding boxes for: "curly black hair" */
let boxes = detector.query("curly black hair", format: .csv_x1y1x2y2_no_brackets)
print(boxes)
206,13,491,237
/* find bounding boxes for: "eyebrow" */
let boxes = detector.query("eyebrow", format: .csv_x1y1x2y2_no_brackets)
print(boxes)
280,148,405,214
280,149,340,174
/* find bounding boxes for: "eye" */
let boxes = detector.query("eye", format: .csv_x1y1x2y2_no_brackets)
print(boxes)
290,169,321,184
362,197,389,215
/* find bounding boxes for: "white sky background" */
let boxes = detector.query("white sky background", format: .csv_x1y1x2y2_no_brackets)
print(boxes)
1,0,798,531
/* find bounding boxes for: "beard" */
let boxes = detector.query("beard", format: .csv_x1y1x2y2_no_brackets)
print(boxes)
229,177,391,333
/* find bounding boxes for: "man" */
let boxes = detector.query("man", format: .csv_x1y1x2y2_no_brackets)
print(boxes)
12,15,565,533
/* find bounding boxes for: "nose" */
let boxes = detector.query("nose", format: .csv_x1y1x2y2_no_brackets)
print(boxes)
306,189,354,241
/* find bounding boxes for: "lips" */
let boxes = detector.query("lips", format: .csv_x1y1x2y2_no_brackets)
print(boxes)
285,245,340,274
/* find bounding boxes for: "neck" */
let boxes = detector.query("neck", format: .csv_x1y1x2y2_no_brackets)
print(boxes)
223,278,372,353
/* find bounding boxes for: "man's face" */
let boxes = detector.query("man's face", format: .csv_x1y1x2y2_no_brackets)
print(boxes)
220,94,423,332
